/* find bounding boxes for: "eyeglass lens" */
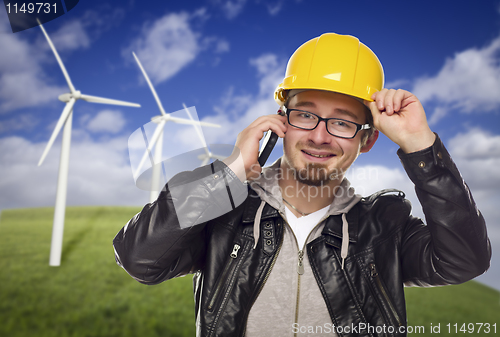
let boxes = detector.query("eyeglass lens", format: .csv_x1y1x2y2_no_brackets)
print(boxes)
288,110,358,138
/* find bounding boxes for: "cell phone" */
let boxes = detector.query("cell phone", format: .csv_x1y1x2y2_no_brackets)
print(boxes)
257,109,285,166
258,131,278,167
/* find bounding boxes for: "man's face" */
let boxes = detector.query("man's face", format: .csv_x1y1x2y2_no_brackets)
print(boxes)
281,90,375,186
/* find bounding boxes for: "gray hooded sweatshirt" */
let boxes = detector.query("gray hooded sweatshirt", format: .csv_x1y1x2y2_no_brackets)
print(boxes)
245,159,361,337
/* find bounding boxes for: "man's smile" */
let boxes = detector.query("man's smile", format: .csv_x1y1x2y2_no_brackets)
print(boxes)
300,149,338,162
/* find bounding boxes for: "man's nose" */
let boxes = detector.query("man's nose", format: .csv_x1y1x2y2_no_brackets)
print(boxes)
308,121,332,144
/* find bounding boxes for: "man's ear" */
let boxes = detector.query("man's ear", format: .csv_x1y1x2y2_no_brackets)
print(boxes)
360,129,379,153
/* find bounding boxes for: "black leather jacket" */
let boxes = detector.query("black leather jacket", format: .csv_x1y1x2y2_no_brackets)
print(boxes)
113,136,491,337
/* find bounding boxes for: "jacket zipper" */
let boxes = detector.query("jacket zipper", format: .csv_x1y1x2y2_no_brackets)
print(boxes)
207,243,241,312
297,249,305,275
369,263,403,327
293,249,305,337
293,223,322,337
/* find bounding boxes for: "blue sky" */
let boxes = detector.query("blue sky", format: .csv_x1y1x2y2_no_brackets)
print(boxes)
0,0,499,290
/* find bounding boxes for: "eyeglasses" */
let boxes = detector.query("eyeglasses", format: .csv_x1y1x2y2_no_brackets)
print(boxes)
283,107,370,139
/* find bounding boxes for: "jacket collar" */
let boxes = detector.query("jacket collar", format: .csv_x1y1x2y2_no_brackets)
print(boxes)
242,179,361,242
242,188,279,223
241,187,360,248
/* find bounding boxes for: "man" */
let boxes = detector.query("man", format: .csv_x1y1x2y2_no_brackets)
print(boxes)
113,33,491,336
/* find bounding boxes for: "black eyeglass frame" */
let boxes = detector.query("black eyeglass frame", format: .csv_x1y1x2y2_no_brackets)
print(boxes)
282,106,371,139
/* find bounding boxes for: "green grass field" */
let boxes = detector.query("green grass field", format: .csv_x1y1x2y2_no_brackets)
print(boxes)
0,207,498,337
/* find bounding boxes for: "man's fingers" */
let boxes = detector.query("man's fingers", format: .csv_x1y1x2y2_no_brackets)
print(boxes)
363,100,381,129
370,88,412,114
393,89,406,112
375,88,388,111
247,114,287,138
384,89,396,115
258,115,287,138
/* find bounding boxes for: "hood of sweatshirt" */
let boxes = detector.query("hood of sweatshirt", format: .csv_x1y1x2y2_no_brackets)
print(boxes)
249,158,362,268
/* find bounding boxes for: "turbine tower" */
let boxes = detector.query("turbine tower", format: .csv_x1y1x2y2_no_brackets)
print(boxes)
182,103,226,166
37,21,141,267
132,52,221,203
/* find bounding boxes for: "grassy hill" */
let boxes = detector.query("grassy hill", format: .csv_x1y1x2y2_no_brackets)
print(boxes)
0,207,498,337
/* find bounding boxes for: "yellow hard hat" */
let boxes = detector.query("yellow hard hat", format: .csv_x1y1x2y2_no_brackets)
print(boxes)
275,33,384,106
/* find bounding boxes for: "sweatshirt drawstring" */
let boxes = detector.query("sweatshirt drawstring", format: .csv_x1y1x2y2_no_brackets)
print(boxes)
341,213,349,270
253,200,266,249
253,201,350,265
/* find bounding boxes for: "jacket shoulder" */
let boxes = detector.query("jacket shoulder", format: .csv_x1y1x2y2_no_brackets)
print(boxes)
359,188,413,223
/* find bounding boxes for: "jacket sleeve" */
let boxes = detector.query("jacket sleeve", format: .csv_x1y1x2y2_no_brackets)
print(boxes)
398,134,491,286
112,160,248,285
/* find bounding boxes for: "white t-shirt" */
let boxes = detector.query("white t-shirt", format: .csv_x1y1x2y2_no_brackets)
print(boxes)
285,204,330,250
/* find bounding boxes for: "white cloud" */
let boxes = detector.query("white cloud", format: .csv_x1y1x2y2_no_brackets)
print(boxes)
0,133,148,211
0,27,37,73
215,39,230,53
212,0,286,18
384,78,410,90
412,35,500,123
126,12,199,85
126,10,228,84
0,113,39,134
249,53,283,95
201,36,231,56
84,110,126,134
427,106,448,126
264,0,285,15
44,20,91,52
0,72,65,112
79,6,126,38
448,127,500,192
213,0,248,19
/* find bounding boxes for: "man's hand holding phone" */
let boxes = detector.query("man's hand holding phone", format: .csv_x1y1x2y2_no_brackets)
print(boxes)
224,113,287,182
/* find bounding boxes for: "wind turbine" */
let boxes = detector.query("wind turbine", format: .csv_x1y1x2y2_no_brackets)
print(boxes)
182,103,226,166
131,52,221,203
37,21,141,267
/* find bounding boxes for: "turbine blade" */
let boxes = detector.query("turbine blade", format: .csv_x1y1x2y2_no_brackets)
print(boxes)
168,116,221,128
37,19,76,93
132,52,166,115
211,154,227,160
80,94,140,107
38,98,76,166
201,157,210,166
135,120,166,177
183,103,209,155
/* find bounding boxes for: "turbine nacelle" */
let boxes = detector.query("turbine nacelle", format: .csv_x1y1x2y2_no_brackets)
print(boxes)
58,91,81,102
151,115,165,124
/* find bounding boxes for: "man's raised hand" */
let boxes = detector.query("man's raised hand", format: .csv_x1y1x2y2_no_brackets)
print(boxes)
364,89,436,153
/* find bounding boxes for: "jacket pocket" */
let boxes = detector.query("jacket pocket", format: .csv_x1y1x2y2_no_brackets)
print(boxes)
207,242,244,312
367,263,403,331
